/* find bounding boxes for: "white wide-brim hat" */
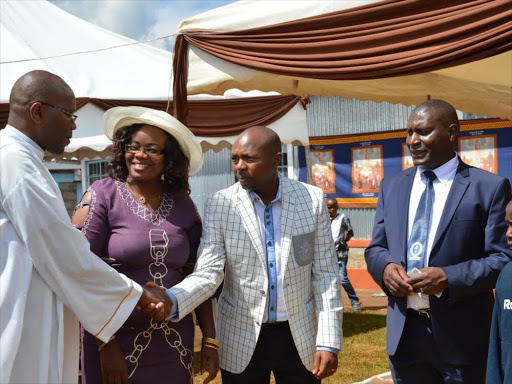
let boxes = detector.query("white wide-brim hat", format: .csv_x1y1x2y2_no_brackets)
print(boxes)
103,106,203,175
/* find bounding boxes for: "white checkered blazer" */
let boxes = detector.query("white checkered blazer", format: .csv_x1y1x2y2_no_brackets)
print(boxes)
170,177,343,373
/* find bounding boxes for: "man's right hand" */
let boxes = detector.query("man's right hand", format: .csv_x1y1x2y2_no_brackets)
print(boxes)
382,263,413,297
137,282,173,321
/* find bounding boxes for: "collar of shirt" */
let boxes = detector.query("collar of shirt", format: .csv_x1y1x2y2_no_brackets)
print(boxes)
5,124,45,160
417,153,459,186
249,173,283,206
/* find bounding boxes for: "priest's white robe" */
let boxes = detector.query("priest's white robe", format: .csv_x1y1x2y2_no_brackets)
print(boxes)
0,125,143,384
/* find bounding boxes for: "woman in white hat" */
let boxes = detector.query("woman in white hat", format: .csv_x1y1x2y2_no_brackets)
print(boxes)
72,107,218,384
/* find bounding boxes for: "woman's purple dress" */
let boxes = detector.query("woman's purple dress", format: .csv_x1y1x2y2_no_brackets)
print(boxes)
80,178,202,384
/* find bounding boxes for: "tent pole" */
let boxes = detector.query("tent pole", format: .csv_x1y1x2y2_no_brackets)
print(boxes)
286,144,295,179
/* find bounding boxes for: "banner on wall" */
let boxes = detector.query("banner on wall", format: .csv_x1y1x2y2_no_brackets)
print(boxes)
299,119,512,208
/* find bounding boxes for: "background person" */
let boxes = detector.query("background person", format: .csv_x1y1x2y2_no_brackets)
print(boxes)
0,71,170,384
365,99,511,383
72,107,219,384
486,199,512,384
326,198,361,311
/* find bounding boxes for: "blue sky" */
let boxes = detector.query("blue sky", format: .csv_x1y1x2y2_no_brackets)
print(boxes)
50,1,236,51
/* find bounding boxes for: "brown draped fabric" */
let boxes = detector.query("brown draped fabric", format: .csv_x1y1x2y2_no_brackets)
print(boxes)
173,0,512,123
0,95,305,137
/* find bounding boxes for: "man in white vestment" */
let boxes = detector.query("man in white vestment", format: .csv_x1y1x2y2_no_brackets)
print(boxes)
0,71,172,384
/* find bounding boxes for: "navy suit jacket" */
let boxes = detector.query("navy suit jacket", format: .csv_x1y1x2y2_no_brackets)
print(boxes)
365,159,512,365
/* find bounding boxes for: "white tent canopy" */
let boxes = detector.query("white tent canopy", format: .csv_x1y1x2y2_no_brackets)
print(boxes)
0,1,174,101
177,0,512,119
0,0,308,160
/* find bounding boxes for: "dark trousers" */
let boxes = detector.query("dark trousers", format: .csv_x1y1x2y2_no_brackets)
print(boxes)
221,322,320,384
389,312,486,384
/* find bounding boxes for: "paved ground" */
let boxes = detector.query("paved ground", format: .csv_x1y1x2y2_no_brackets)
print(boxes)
340,288,387,312
355,371,393,383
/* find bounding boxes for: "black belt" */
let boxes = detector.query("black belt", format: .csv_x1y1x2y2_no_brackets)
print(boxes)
261,321,289,329
407,308,431,320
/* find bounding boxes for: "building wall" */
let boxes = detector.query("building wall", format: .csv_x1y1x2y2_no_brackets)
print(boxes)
307,96,414,136
305,96,490,244
306,96,416,241
59,182,78,217
189,148,235,218
51,171,79,217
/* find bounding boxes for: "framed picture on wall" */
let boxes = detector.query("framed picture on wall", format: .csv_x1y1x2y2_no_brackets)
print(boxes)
351,145,384,193
310,149,336,194
458,134,498,174
402,143,414,170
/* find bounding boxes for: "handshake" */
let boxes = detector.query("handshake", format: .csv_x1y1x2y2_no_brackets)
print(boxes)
137,282,174,321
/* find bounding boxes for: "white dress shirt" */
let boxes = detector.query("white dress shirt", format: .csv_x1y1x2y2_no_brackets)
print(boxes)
407,154,459,309
331,213,344,241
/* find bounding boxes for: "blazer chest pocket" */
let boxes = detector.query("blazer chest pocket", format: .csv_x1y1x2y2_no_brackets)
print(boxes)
292,232,315,266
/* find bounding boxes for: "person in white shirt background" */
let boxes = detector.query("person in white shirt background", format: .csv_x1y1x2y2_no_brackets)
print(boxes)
326,197,361,311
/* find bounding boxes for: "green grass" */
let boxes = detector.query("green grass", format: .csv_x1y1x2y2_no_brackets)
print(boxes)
325,311,388,384
193,310,388,384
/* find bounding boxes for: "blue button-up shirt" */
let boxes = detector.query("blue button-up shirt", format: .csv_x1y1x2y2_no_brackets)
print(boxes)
249,176,338,354
250,178,284,322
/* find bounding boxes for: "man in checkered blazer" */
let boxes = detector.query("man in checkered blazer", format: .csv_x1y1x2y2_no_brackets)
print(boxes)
168,126,343,383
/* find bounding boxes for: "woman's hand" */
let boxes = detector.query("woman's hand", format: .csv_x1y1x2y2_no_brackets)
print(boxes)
99,339,129,384
194,296,218,383
200,345,219,384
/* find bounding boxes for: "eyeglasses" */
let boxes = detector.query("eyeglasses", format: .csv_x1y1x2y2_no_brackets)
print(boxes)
40,102,78,122
125,144,165,156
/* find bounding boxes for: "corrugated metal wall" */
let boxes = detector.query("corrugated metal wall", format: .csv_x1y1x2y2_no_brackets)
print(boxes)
342,208,376,239
307,96,415,136
307,96,415,238
189,148,235,218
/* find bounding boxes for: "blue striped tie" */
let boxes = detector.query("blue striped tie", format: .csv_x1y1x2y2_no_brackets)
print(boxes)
407,170,437,271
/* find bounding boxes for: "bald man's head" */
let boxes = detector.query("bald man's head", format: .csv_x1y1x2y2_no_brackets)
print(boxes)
231,126,282,193
406,99,459,169
8,70,76,154
234,126,282,156
9,70,74,116
411,99,459,129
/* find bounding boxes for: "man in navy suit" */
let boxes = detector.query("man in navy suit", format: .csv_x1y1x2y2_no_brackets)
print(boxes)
365,99,511,383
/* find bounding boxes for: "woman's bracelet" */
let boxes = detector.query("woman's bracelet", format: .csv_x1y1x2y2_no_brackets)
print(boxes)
202,337,221,350
98,335,115,352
